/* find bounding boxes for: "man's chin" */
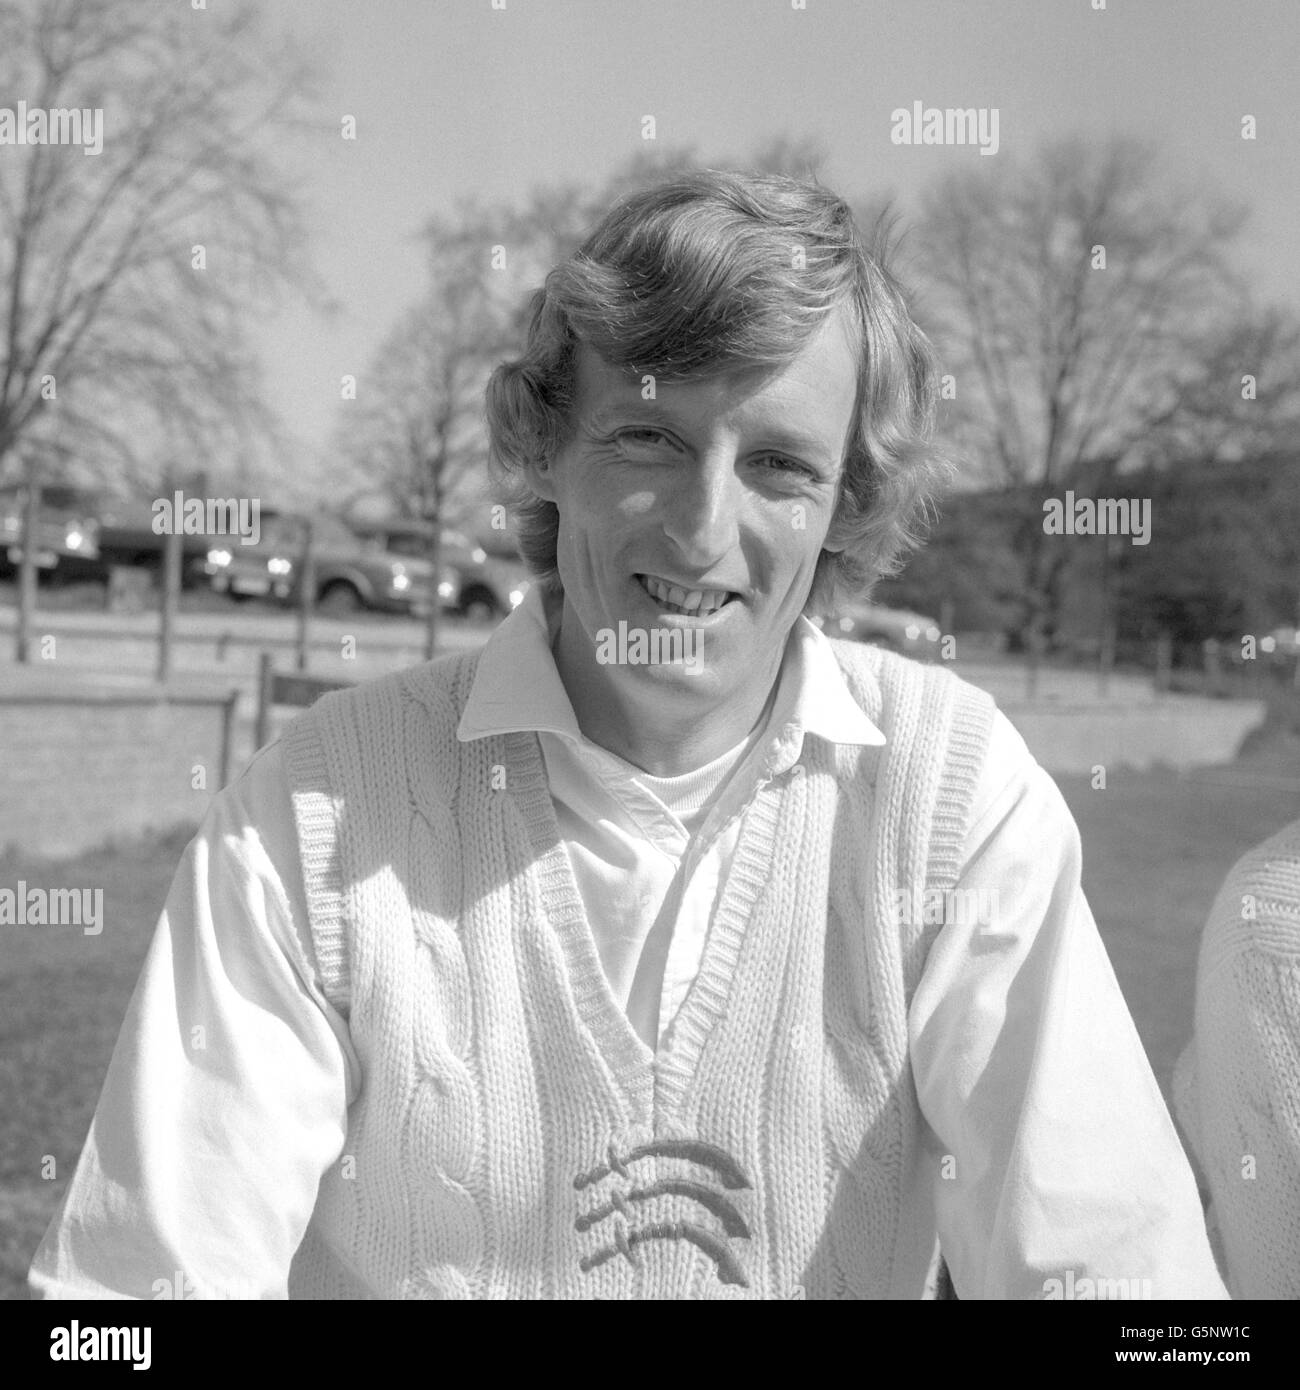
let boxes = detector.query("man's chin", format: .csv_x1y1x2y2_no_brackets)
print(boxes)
589,616,717,688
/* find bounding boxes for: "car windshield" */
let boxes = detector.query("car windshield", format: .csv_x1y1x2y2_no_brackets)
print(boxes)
380,533,431,559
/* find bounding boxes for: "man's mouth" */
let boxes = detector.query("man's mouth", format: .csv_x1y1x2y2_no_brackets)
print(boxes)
635,573,738,616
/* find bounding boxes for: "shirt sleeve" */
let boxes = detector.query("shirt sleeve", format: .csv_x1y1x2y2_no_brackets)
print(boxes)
28,742,358,1300
908,711,1228,1300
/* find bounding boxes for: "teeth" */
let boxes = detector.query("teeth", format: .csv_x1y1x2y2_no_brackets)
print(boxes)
641,575,730,613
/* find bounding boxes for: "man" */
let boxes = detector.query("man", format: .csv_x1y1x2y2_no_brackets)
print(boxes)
31,170,1226,1299
1174,815,1300,1299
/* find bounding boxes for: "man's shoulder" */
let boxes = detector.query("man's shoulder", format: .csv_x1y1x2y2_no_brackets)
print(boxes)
295,645,486,730
276,647,489,805
1202,816,1300,963
823,635,996,720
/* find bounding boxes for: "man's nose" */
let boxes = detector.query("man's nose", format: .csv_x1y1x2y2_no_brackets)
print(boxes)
661,450,742,566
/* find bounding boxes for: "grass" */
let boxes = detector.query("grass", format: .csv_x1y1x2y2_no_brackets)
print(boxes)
0,822,196,1301
3,723,1298,1300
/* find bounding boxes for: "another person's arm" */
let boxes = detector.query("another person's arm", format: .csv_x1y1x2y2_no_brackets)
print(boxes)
29,744,356,1300
1179,821,1300,1299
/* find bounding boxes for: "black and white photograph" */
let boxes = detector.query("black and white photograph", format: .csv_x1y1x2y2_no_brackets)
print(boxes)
1,0,1297,1344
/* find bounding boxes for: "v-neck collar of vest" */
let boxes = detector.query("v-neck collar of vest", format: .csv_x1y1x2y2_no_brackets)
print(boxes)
499,724,794,1118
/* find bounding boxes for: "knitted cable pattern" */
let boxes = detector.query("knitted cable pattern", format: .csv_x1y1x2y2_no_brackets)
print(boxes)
1174,817,1300,1299
279,640,995,1298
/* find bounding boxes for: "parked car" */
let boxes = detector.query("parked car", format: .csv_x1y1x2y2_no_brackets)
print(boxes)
813,601,943,660
0,482,101,579
439,528,532,621
347,517,532,622
95,494,214,584
203,510,299,603
206,511,460,617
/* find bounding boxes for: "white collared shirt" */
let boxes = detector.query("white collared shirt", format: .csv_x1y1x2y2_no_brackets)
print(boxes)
28,584,1229,1299
457,584,885,1053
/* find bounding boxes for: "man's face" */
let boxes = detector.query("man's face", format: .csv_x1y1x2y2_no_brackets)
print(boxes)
528,305,861,709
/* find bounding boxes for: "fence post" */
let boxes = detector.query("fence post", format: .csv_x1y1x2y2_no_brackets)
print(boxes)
1154,631,1173,694
296,517,315,673
1097,620,1116,698
15,469,40,664
255,651,273,751
1024,629,1044,701
219,688,238,787
1203,638,1222,697
157,521,182,683
939,599,955,658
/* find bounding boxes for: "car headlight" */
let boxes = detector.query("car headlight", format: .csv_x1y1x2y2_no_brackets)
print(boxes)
437,579,455,599
471,547,486,564
509,587,527,608
267,556,291,576
65,529,84,550
925,625,941,642
390,571,411,593
838,617,853,632
904,624,920,641
207,548,232,567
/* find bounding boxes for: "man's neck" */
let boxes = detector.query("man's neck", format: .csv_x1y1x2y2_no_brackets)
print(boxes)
550,600,786,778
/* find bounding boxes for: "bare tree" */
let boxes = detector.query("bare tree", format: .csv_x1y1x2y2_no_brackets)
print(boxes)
912,135,1296,647
0,0,320,658
331,216,513,659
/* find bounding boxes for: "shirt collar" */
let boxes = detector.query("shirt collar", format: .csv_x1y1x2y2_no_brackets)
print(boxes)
456,581,884,751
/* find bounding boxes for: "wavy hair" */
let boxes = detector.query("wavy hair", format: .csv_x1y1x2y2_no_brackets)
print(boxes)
484,169,951,613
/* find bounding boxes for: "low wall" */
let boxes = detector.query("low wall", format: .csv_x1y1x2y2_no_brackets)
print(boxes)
1,690,238,859
0,679,1271,860
999,695,1267,775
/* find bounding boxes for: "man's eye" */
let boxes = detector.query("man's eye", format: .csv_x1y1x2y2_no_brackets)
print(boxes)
756,454,814,477
616,428,676,449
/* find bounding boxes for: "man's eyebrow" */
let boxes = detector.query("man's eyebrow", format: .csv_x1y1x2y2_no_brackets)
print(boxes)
587,400,672,430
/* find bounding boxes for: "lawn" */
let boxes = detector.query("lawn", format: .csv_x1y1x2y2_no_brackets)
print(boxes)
3,729,1298,1300
0,823,195,1301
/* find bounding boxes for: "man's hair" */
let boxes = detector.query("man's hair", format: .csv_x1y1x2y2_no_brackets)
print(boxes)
485,168,950,613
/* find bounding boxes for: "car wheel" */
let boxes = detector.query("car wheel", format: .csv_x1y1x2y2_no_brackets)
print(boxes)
318,581,363,616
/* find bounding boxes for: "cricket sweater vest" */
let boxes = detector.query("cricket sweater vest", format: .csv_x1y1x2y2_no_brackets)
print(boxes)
279,640,996,1299
1173,817,1300,1298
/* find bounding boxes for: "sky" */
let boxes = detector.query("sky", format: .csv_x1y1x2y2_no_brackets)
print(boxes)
257,0,1300,484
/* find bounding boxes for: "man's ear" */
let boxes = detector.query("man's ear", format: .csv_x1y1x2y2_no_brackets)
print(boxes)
522,452,559,503
821,510,852,555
